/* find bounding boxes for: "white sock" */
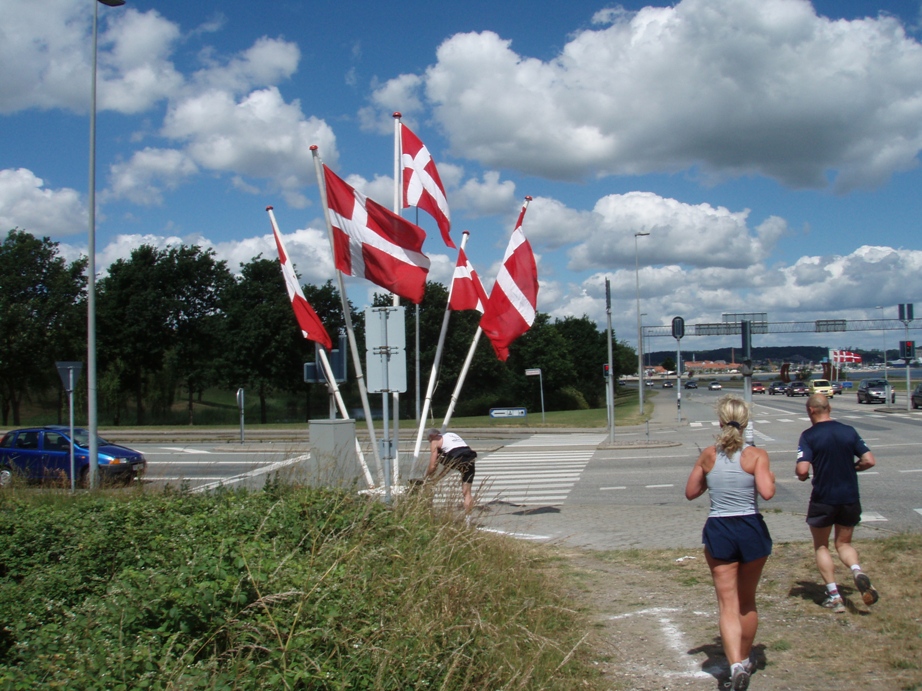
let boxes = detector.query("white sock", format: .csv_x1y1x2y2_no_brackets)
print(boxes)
731,662,747,676
850,564,861,573
826,583,839,594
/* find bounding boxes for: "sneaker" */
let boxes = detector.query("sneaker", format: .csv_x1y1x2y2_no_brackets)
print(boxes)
730,665,751,691
821,593,846,613
743,656,756,675
853,571,879,605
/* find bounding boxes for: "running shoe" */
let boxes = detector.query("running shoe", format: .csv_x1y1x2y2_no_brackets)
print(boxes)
821,593,846,613
853,571,879,605
730,666,751,690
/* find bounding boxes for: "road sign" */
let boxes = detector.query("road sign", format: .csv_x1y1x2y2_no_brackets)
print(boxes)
489,407,527,418
525,368,541,376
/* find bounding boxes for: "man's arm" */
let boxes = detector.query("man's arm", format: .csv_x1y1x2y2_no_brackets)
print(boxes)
795,461,811,481
855,451,875,472
425,439,441,478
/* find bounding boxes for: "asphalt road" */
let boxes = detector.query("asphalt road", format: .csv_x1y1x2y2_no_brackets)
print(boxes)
130,387,921,544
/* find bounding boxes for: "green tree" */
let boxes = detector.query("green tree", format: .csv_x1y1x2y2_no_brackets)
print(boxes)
97,246,174,425
0,230,86,425
554,315,609,408
163,246,234,424
507,314,580,411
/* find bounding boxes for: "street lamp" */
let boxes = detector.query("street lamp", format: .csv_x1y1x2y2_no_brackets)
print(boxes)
88,0,126,489
635,231,650,414
876,306,888,382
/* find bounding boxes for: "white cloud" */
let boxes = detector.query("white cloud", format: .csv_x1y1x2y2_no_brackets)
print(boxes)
105,148,199,205
370,0,922,190
0,2,182,115
191,36,300,94
0,168,85,236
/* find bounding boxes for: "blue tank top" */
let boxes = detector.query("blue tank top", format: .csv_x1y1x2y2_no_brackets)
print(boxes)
707,448,758,517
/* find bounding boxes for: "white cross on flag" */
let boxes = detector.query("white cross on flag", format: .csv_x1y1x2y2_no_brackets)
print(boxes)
832,350,862,363
401,123,454,249
267,207,332,351
480,198,538,361
449,246,488,313
324,164,430,304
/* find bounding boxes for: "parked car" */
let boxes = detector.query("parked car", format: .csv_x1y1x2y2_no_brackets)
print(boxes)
0,426,146,487
684,379,698,389
662,381,674,388
856,379,896,404
831,381,844,395
809,379,835,396
751,382,765,394
708,381,722,391
768,381,787,395
785,381,809,397
912,383,922,409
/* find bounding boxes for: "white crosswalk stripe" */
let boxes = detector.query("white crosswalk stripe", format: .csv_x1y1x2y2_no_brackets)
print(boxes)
431,434,604,507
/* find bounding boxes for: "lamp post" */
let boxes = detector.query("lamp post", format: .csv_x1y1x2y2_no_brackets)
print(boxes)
876,306,888,382
635,231,650,415
88,0,125,489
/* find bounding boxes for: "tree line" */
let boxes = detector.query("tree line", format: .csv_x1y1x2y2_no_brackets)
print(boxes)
0,228,636,427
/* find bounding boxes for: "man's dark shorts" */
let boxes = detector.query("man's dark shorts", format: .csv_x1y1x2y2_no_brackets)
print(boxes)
806,500,862,528
703,514,773,563
440,447,476,484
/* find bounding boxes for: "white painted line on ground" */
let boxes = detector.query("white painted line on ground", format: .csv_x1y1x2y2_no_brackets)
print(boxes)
898,469,922,473
860,471,879,475
608,608,711,680
690,422,703,427
860,511,888,522
149,477,229,481
477,527,551,540
147,460,278,465
778,418,794,422
158,447,214,454
646,483,674,488
914,509,922,517
599,486,627,491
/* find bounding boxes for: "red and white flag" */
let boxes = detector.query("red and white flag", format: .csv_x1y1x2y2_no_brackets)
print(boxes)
401,123,454,249
832,350,862,363
267,207,332,351
480,198,538,361
324,164,430,304
449,246,488,313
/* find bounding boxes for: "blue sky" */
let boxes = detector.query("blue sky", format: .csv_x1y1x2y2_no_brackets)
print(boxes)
2,0,922,354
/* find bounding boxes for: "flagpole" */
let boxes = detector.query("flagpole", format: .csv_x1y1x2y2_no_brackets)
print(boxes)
411,231,469,470
441,327,483,431
266,206,375,488
310,146,385,485
390,111,403,488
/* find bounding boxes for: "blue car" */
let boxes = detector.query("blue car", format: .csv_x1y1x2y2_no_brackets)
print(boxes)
0,426,146,487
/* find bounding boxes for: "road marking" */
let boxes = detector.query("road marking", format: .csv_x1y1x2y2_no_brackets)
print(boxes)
690,422,702,427
915,509,922,518
860,471,879,475
600,486,627,491
646,483,674,488
608,608,711,680
158,447,214,454
860,511,888,522
147,460,279,465
898,469,922,473
477,527,551,540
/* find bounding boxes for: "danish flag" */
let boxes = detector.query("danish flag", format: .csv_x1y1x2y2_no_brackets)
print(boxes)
401,123,454,248
324,164,430,304
449,245,488,313
832,350,862,363
480,198,538,361
267,207,332,351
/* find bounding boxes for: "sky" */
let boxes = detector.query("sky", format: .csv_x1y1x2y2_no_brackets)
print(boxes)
2,0,922,356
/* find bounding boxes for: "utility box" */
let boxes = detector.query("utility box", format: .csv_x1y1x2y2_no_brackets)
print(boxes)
307,419,361,489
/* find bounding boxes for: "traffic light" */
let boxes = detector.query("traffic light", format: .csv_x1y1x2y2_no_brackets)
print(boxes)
602,363,610,379
900,340,916,359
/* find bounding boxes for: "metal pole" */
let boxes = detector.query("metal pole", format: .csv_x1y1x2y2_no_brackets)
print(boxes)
876,306,888,382
69,369,76,493
906,323,912,412
635,232,649,416
539,370,545,424
605,278,615,443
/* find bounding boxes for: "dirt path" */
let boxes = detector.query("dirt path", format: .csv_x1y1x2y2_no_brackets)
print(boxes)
559,541,920,691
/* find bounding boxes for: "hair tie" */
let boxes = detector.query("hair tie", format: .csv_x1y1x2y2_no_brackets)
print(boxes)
727,421,741,430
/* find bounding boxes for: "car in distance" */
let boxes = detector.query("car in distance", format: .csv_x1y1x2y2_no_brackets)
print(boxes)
856,379,896,404
912,383,922,409
662,380,674,388
0,426,146,487
809,379,835,396
645,380,655,387
708,381,722,391
785,381,809,397
831,381,844,395
684,379,698,389
751,381,765,394
768,381,787,395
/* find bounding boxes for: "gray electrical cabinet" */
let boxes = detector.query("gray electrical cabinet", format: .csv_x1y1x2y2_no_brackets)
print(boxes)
307,419,361,489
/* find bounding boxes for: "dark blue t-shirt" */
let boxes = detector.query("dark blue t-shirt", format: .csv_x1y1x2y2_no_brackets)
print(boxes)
796,420,870,505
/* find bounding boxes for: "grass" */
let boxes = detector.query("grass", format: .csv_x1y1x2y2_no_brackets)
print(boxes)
0,482,603,690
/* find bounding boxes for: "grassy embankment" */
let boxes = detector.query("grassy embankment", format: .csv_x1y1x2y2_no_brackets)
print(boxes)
0,482,605,690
